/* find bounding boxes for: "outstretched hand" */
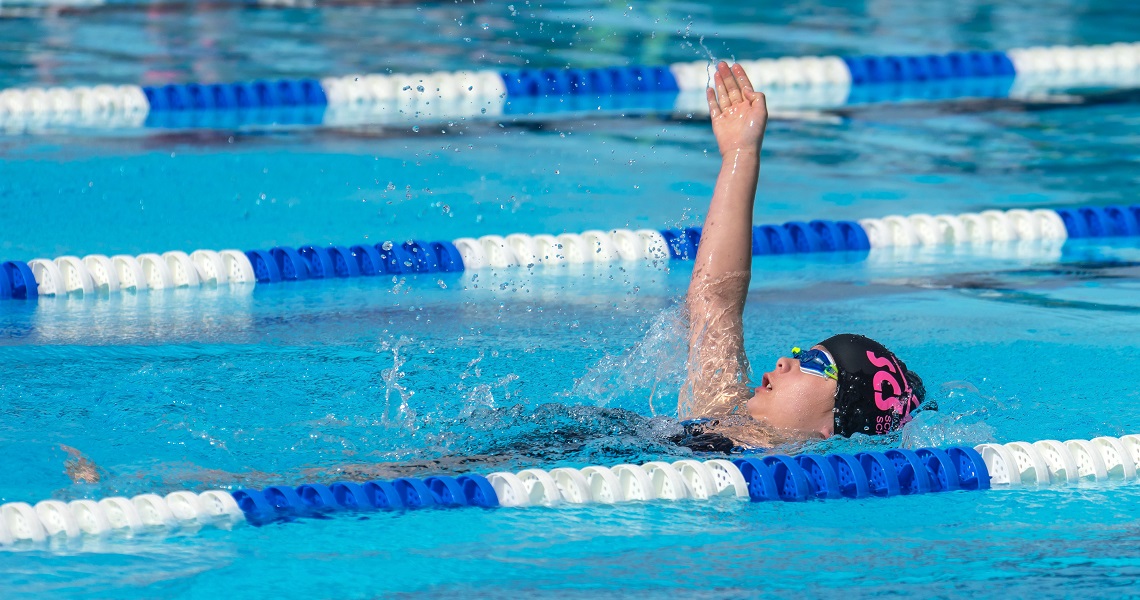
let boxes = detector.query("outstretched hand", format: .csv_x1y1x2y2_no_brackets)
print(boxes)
61,444,101,484
707,62,768,158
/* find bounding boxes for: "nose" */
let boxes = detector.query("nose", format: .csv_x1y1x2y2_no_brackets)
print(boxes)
775,356,795,373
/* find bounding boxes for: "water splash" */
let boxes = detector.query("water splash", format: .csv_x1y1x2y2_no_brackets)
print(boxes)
376,337,416,428
801,380,1014,455
455,350,520,418
898,380,1015,448
570,304,688,416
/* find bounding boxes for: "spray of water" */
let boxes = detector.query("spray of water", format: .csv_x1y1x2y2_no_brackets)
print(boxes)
455,350,520,419
804,379,1014,455
570,303,688,416
899,380,1014,448
376,337,417,428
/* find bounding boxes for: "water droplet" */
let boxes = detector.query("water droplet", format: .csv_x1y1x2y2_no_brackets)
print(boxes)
412,125,420,132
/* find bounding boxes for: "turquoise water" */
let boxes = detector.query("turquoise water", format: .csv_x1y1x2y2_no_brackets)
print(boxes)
3,0,1140,597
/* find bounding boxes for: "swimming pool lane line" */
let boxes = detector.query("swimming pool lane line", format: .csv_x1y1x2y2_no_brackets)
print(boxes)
0,445,988,545
3,434,1138,546
4,204,1140,299
0,42,1137,133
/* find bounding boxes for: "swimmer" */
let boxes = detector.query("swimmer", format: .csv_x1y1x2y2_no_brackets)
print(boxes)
674,62,928,451
59,64,928,490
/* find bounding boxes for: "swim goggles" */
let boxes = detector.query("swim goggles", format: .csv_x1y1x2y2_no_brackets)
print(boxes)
791,347,839,380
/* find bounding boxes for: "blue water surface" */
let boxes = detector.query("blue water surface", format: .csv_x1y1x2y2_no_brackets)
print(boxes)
2,0,1140,598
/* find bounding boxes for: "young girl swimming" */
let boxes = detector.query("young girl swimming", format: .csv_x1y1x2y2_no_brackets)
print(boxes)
61,63,930,487
677,62,926,451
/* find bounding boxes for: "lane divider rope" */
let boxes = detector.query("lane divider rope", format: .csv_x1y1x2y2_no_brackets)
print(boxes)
1,43,1137,133
3,204,1139,299
0,444,988,544
6,433,1139,546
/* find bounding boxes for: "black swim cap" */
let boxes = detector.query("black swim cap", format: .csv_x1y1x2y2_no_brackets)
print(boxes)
818,334,925,437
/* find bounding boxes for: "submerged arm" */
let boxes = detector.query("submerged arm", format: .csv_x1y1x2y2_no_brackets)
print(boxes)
681,62,768,417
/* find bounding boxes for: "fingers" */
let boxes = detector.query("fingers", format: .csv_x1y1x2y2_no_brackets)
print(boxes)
706,88,721,118
732,63,757,99
717,61,744,104
709,61,765,116
713,70,730,112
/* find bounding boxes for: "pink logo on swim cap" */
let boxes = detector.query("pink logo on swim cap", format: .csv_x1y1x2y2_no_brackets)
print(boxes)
866,350,914,415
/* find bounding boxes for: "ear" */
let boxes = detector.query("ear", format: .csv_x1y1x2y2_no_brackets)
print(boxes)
819,421,834,439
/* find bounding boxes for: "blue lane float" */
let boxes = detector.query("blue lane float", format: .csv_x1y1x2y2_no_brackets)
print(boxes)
232,474,499,525
142,79,328,111
500,65,680,97
240,240,462,284
1056,206,1140,239
0,261,37,299
841,51,1015,85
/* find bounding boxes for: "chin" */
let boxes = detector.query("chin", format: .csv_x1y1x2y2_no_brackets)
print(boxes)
744,396,763,419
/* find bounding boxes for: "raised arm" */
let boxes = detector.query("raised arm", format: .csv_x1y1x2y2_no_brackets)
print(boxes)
680,62,768,418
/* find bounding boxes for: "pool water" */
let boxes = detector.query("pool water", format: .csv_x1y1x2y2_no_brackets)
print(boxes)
2,0,1140,597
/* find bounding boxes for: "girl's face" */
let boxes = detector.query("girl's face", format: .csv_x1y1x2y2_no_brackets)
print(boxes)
746,345,837,438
